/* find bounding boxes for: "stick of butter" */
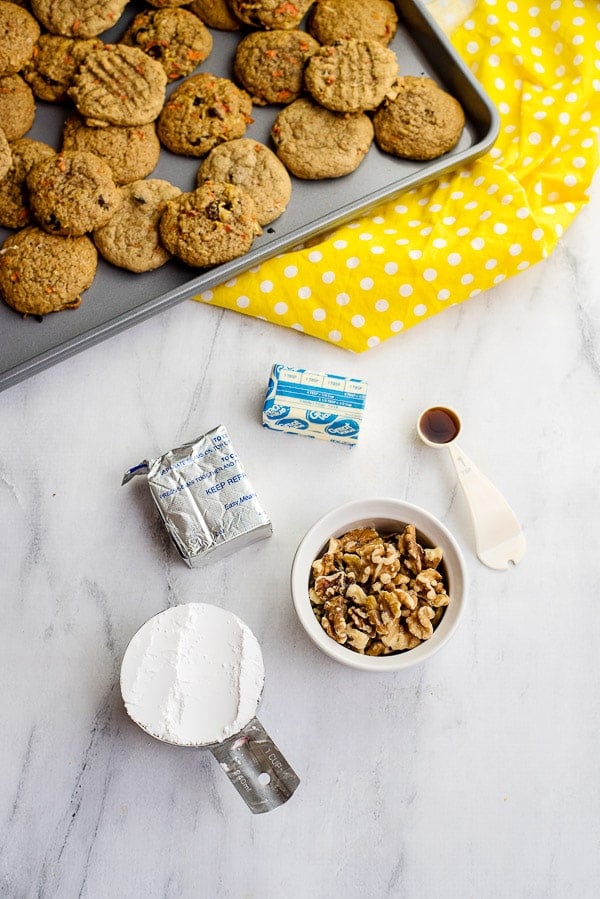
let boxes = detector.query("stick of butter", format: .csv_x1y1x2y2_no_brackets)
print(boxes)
262,363,367,445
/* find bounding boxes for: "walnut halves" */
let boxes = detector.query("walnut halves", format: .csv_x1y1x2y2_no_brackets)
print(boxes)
309,525,450,656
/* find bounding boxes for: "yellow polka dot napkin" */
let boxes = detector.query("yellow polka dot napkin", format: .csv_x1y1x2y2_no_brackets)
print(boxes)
193,0,600,352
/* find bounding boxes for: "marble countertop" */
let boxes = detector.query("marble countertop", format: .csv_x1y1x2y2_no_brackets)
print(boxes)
2,166,600,898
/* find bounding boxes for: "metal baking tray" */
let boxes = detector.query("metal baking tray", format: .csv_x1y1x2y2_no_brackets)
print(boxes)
0,0,498,391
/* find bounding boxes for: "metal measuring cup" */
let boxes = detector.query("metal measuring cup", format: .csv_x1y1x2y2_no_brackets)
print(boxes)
120,603,300,814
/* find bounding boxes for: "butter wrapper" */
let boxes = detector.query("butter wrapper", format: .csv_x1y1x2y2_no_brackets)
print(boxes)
122,425,272,567
262,363,367,445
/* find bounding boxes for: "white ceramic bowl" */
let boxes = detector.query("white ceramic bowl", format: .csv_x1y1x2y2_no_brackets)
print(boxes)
291,498,468,671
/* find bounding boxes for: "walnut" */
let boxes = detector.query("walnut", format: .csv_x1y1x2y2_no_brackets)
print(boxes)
309,523,451,656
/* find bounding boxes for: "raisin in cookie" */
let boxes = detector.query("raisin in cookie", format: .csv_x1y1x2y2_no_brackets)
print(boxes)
234,29,319,106
304,39,398,113
62,115,160,185
93,178,182,272
230,0,313,30
197,138,291,225
121,7,213,82
157,72,252,157
30,0,129,38
271,97,374,179
373,75,465,160
0,138,56,229
27,150,122,236
23,34,102,103
308,0,398,46
0,226,97,315
68,43,167,127
0,1,40,75
159,181,261,267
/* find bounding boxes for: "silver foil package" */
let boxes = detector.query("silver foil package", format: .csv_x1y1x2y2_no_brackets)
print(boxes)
122,425,272,567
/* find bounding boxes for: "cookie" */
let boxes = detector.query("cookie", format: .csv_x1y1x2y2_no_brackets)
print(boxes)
93,178,182,272
157,72,253,157
0,225,97,315
121,7,213,82
30,0,129,38
0,74,35,140
271,97,374,179
159,181,261,267
304,39,398,113
187,0,242,31
62,114,161,185
373,75,465,160
197,138,291,225
233,29,319,106
0,137,56,228
0,126,11,181
0,1,40,75
23,34,102,103
68,44,167,127
229,0,313,30
307,0,398,46
146,0,189,7
27,150,122,236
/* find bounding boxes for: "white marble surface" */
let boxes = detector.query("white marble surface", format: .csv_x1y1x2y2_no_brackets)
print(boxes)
1,166,600,898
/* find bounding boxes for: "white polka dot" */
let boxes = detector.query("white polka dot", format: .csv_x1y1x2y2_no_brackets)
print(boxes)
371,216,385,224
532,227,544,241
291,323,304,332
328,330,342,342
336,293,350,306
423,269,437,282
517,261,531,271
471,237,485,250
360,277,374,290
573,156,586,168
559,112,570,125
564,174,577,186
408,249,422,260
312,308,326,321
384,261,398,275
395,204,408,214
480,210,492,221
442,216,456,225
346,257,360,269
284,265,298,278
433,238,447,249
488,53,500,66
457,227,470,237
200,290,213,301
509,244,522,256
359,232,372,241
390,321,404,333
333,240,347,249
399,284,413,297
371,245,385,254
485,259,498,270
236,295,250,308
413,304,428,317
516,207,530,219
420,226,432,236
565,92,578,103
260,280,273,293
493,274,506,284
429,203,443,212
461,274,474,285
493,223,508,235
528,132,542,145
351,315,365,328
224,278,237,287
451,190,464,200
375,299,389,312
308,250,322,262
298,286,311,299
438,289,451,301
465,201,478,210
322,271,335,284
448,252,462,266
274,302,287,315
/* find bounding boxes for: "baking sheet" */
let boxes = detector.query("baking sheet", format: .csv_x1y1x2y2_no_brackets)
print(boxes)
0,0,499,392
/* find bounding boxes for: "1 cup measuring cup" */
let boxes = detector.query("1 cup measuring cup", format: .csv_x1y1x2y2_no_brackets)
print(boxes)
120,602,299,814
417,406,526,570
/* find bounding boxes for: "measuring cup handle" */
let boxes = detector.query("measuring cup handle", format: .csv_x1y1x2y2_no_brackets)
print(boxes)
209,717,300,814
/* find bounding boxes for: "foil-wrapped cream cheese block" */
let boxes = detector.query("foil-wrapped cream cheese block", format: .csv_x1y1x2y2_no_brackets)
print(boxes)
262,363,367,445
122,425,272,567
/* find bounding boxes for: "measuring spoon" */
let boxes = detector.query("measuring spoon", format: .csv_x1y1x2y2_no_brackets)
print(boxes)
417,406,526,570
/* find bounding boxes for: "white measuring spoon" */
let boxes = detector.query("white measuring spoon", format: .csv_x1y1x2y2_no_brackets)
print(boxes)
417,406,526,570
